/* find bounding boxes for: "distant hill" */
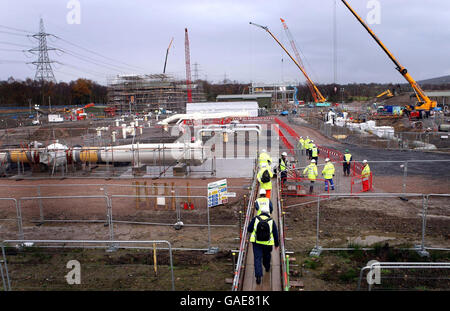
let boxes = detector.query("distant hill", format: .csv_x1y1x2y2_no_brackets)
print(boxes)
418,75,450,85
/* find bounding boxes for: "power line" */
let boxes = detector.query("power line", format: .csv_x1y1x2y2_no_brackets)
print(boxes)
48,43,136,73
0,24,34,34
0,30,29,37
53,35,143,72
0,41,33,48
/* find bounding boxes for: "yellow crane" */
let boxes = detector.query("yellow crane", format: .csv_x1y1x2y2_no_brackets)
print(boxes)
341,0,436,112
250,22,327,103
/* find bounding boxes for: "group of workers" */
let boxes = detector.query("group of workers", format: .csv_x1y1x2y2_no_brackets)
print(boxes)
297,136,319,162
249,149,280,285
249,145,371,285
298,137,371,193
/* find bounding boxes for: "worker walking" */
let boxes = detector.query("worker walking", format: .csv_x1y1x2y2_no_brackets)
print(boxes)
361,160,371,192
255,189,273,216
259,149,272,168
247,204,279,285
257,162,274,199
279,152,289,185
311,143,319,163
343,149,352,176
322,158,335,191
303,159,318,194
297,136,305,155
304,136,311,158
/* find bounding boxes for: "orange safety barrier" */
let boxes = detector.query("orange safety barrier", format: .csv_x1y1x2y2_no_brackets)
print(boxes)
350,173,373,193
273,124,296,155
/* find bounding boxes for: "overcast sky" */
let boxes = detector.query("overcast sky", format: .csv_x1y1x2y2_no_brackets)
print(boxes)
0,0,449,85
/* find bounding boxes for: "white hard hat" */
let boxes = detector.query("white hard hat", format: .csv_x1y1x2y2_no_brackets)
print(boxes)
282,152,287,156
259,204,270,215
311,140,314,142
261,149,267,153
259,188,266,195
363,160,367,164
300,136,303,138
325,158,330,162
311,159,316,163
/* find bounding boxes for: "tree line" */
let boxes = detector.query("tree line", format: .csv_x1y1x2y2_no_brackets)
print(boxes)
1,77,448,108
0,77,107,108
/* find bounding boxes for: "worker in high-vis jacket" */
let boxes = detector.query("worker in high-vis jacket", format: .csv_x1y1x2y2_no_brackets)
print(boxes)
254,188,273,216
361,160,371,192
247,203,279,285
279,152,289,185
322,158,335,191
257,162,274,199
258,149,272,168
297,136,305,155
303,159,318,194
304,136,311,158
343,149,353,176
311,143,319,163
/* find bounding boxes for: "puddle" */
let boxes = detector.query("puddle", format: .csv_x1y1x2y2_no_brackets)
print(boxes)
347,235,395,246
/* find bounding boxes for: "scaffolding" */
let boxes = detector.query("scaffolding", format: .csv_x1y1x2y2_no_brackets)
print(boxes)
107,74,206,114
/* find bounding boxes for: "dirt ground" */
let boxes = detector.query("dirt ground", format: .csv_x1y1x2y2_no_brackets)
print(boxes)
2,247,234,291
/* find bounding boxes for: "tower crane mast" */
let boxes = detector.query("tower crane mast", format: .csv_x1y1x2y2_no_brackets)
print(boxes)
185,28,193,103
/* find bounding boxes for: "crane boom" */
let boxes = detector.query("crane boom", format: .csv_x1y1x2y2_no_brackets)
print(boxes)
341,0,436,111
163,37,174,74
280,18,325,103
250,22,326,103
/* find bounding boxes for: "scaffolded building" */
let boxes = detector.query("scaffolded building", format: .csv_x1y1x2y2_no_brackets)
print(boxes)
107,74,206,114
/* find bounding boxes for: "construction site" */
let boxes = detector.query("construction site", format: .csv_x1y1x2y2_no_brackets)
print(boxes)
0,0,449,294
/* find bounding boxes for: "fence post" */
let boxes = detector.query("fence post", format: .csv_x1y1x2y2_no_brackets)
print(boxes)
37,185,44,223
402,161,408,195
416,195,430,257
309,196,322,256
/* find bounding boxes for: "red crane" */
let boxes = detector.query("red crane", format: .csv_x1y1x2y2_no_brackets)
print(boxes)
279,18,326,103
185,28,193,103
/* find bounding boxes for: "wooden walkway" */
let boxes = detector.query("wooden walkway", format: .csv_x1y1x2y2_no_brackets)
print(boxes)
242,181,282,291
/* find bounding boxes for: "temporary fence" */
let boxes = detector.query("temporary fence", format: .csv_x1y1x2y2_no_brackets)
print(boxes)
0,198,19,240
109,194,224,253
307,193,449,257
281,176,331,198
357,262,450,291
277,176,289,291
0,240,175,291
232,163,259,291
288,115,450,151
16,195,112,241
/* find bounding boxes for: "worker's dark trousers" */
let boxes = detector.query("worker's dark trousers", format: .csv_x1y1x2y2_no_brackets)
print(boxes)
343,163,350,176
309,181,314,193
280,170,287,185
312,156,318,163
252,243,272,277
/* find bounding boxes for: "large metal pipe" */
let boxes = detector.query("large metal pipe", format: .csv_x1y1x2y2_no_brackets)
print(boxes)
2,141,207,166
